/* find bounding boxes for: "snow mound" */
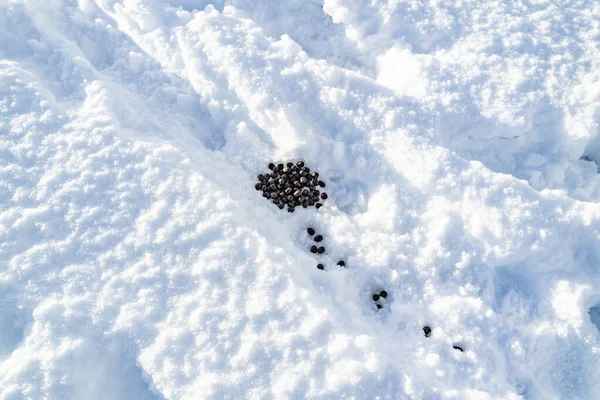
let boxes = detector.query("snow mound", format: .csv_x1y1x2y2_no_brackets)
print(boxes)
1,0,600,399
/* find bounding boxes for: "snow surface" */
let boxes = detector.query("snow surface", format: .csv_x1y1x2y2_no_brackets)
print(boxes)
1,0,600,399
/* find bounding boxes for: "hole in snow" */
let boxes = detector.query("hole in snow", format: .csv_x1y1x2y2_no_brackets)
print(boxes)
589,305,600,332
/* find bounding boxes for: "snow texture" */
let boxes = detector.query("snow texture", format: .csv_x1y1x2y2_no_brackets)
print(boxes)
1,0,600,399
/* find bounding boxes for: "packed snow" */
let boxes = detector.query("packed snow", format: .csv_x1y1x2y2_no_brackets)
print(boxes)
1,0,600,399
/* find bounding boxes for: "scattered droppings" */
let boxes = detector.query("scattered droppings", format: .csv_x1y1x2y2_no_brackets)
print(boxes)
372,293,380,301
337,260,345,267
317,246,325,254
310,245,318,253
314,234,323,242
317,264,324,270
453,345,464,352
307,227,315,236
315,203,323,209
376,304,383,310
423,326,432,337
379,290,387,299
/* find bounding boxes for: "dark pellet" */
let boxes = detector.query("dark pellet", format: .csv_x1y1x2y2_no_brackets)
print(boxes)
298,196,305,203
268,163,275,170
255,183,262,190
302,189,309,196
317,264,324,270
288,206,295,213
278,203,285,209
287,195,294,202
293,190,301,197
287,162,293,167
300,177,308,184
321,193,328,200
308,199,314,206
258,174,265,181
317,246,325,254
278,163,284,170
314,235,323,242
294,181,302,187
291,165,298,171
285,188,293,195
270,192,278,199
376,304,383,309
315,203,323,209
319,180,326,187
300,170,308,177
302,201,308,208
313,172,319,179
372,294,380,301
307,228,315,236
337,260,345,267
310,245,318,253
379,291,387,298
453,345,464,352
297,161,305,168
423,326,432,337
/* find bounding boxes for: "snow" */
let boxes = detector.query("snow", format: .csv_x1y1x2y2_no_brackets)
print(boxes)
1,0,600,399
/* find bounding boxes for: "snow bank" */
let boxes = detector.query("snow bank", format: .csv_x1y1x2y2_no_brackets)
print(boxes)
1,0,600,399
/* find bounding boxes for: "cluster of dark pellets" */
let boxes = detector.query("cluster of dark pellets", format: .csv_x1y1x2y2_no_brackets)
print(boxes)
422,325,465,352
372,290,388,309
306,227,345,270
255,161,327,212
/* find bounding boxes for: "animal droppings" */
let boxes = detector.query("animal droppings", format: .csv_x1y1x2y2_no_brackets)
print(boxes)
255,161,328,211
423,326,432,337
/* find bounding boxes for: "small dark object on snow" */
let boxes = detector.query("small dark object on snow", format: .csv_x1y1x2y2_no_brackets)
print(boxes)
379,290,388,298
318,180,326,188
317,264,324,270
297,161,305,168
315,203,323,209
307,228,315,235
268,163,275,170
317,246,325,254
321,193,328,200
255,183,262,190
278,203,285,209
337,260,345,267
288,206,295,213
376,304,383,310
453,345,464,352
314,235,323,242
423,326,432,337
287,162,293,167
310,245,318,253
372,294,380,301
278,163,284,170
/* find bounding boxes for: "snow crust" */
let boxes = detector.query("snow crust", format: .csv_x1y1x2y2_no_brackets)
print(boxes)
1,0,600,399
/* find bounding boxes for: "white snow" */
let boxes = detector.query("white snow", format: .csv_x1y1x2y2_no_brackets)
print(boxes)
1,0,600,399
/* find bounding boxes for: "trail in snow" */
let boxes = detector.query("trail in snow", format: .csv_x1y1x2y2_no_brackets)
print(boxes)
1,0,600,399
